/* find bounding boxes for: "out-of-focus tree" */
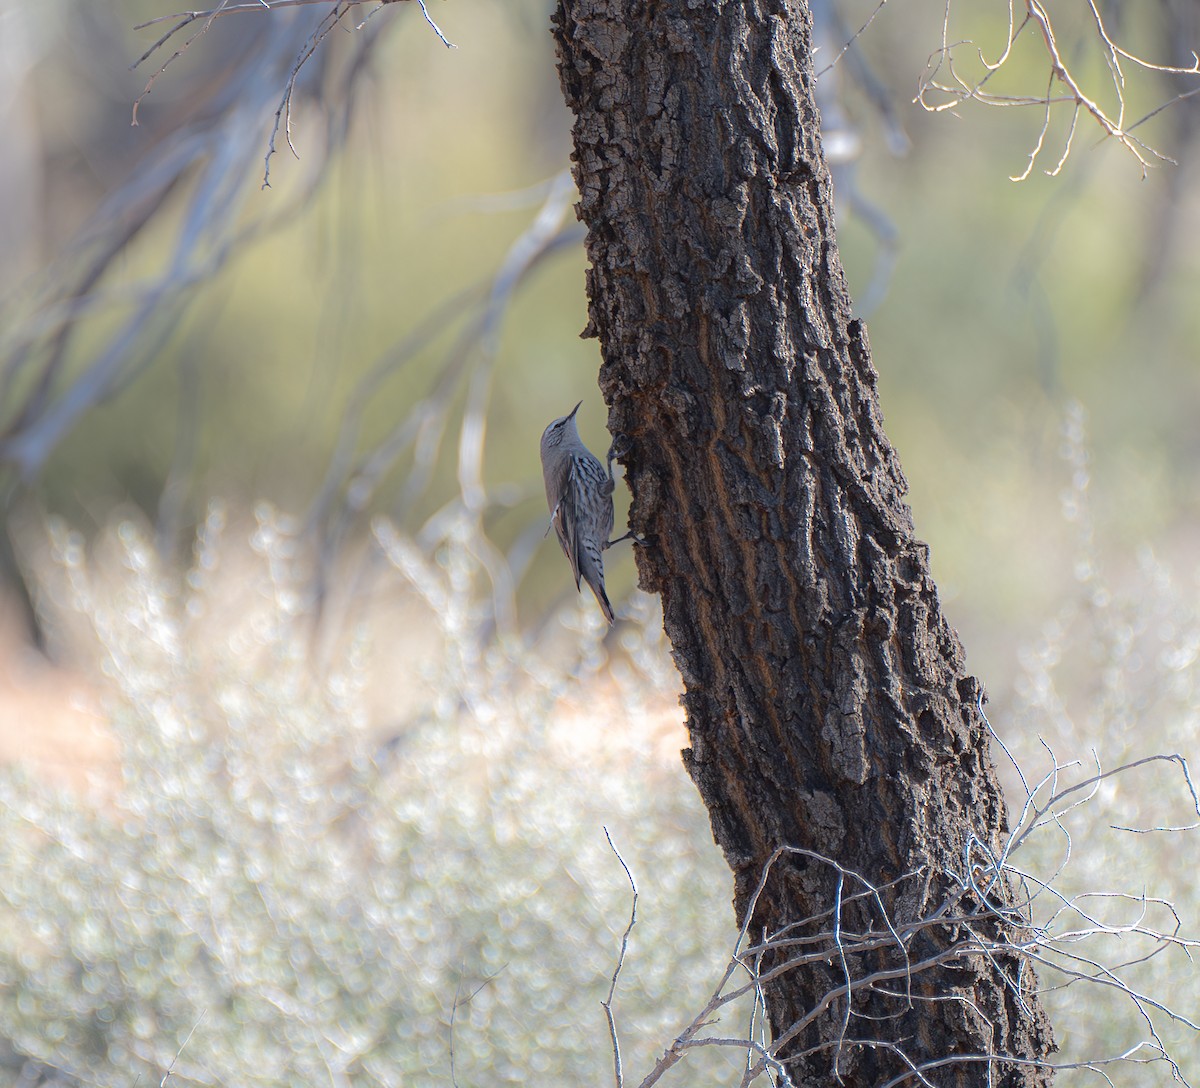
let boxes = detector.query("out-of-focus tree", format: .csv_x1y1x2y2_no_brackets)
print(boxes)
0,7,386,481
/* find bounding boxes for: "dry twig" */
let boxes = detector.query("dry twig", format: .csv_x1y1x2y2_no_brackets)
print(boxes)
586,744,1200,1088
916,0,1200,178
602,827,638,1088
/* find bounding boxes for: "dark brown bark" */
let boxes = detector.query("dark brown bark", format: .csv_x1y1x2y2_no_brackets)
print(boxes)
552,2,1056,1085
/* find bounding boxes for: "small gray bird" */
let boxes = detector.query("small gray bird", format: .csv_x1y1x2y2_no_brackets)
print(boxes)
540,401,620,624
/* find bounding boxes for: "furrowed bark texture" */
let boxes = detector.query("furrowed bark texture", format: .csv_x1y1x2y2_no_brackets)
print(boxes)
553,3,1056,1086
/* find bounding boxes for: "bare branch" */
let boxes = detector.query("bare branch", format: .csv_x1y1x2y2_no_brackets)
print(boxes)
134,0,455,56
598,742,1200,1088
916,0,1200,177
1,10,402,485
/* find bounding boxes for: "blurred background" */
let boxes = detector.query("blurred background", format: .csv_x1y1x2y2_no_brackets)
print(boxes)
0,0,1197,673
1,0,1200,1085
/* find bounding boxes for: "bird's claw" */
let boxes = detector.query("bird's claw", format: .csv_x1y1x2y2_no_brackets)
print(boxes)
606,433,633,464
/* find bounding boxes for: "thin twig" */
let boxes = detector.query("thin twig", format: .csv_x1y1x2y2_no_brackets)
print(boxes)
618,740,1200,1088
602,826,638,1088
448,964,507,1088
915,0,1199,177
160,1010,206,1088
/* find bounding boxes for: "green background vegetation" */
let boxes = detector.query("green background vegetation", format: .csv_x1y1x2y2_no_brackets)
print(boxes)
8,0,1199,691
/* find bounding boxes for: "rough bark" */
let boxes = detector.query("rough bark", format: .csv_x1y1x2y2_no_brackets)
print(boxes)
552,2,1056,1085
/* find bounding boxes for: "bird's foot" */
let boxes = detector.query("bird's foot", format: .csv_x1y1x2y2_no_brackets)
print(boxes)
606,433,632,470
605,529,648,549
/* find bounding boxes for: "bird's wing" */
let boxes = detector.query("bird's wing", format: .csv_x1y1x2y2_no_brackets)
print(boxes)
553,485,584,591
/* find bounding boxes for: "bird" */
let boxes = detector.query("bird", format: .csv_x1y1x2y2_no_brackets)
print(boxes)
540,401,623,624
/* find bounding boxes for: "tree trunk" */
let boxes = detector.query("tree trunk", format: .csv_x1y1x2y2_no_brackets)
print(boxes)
552,2,1056,1085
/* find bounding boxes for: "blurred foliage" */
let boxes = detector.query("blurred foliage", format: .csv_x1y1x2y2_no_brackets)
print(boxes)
1000,406,1200,1084
0,511,746,1088
0,485,1197,1085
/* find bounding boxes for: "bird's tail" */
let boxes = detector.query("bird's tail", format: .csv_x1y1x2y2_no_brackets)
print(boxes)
584,571,615,625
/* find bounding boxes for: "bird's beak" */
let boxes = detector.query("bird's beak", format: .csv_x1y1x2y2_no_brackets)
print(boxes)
568,401,582,419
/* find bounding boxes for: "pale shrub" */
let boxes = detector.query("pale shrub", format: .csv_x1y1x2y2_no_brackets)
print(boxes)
1002,405,1200,1084
0,504,743,1088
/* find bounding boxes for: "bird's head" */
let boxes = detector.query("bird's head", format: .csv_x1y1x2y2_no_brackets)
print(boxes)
540,401,582,454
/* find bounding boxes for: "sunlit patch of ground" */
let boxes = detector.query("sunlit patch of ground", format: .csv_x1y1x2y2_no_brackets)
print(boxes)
0,599,116,793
